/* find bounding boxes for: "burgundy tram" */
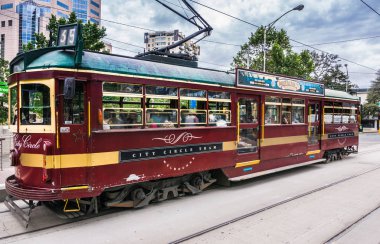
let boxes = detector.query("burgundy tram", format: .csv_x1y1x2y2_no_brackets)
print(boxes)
5,40,359,217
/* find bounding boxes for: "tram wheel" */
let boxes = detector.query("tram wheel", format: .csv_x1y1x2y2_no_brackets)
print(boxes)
131,188,146,201
190,176,203,190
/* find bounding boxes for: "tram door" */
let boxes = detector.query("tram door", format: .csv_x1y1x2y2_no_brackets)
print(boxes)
307,101,321,151
58,80,89,186
236,95,260,163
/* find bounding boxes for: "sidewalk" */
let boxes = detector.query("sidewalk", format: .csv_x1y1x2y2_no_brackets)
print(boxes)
0,127,14,187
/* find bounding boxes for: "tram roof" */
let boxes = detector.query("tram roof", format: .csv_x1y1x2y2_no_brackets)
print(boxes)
12,49,236,87
10,49,359,102
325,89,359,101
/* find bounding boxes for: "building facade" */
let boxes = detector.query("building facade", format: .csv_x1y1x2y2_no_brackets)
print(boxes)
144,30,200,57
0,0,101,62
352,88,379,132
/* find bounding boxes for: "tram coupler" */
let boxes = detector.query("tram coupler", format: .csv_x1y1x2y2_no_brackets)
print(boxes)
4,195,36,228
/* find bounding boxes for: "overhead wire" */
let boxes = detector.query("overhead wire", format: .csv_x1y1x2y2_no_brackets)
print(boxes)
2,1,379,72
360,0,380,17
188,0,378,71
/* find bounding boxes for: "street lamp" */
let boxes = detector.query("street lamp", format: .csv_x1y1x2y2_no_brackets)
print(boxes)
263,4,304,72
344,63,349,92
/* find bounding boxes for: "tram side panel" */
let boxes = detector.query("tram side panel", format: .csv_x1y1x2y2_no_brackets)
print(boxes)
87,127,237,190
322,123,359,151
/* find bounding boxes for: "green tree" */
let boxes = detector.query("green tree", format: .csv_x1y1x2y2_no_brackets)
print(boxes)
23,12,106,52
310,51,355,91
0,58,9,124
232,26,314,79
361,71,380,119
366,71,380,104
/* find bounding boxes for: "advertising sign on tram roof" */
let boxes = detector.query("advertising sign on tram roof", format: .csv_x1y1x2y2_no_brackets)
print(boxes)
236,68,325,96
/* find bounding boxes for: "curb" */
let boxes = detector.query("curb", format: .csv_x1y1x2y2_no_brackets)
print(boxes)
0,184,5,202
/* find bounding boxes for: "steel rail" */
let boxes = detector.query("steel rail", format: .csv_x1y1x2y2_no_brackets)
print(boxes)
169,162,380,243
324,203,380,243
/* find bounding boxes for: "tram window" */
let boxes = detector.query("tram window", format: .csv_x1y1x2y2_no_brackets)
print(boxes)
237,128,258,154
349,105,357,123
333,102,343,124
209,92,231,126
324,102,333,124
292,99,305,124
180,88,207,127
208,91,230,100
102,82,143,129
20,84,51,125
281,98,291,124
63,82,84,124
265,96,280,125
9,86,17,125
342,108,350,123
239,98,258,124
308,103,319,123
146,86,178,128
103,82,142,95
308,125,319,145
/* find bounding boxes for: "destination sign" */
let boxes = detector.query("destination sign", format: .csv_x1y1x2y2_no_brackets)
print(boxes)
237,69,324,96
120,142,223,162
327,132,355,139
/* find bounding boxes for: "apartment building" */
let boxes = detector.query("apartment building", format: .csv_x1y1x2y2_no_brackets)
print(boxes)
0,0,101,62
144,30,200,57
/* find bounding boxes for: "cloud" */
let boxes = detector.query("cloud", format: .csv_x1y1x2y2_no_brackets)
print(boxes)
102,0,380,88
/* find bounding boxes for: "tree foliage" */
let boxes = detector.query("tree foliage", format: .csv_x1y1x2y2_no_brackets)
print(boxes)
361,71,380,119
232,26,314,79
23,12,107,52
0,58,9,124
310,51,356,91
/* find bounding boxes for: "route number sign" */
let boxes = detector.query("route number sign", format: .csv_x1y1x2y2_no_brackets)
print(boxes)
57,24,79,47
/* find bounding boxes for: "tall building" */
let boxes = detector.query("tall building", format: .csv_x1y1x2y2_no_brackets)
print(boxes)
144,30,200,57
0,0,101,62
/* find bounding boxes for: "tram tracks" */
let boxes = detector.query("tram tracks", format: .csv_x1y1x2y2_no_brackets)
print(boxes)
0,208,124,241
325,202,380,243
0,147,379,242
169,163,380,243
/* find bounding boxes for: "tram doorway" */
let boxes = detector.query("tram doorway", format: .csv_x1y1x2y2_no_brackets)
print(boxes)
58,80,89,186
235,95,261,163
307,101,321,151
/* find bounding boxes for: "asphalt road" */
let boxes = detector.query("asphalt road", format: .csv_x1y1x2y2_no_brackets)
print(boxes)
1,133,380,244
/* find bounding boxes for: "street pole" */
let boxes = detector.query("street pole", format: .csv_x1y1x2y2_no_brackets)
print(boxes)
262,4,304,72
263,27,267,72
344,64,349,92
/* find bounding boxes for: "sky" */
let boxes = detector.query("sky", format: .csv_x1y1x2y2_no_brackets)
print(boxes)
101,0,380,88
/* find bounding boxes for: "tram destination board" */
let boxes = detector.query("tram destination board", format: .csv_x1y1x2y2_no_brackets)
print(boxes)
236,68,324,96
120,143,223,162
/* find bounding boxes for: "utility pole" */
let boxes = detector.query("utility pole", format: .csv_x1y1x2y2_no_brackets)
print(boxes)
344,64,349,92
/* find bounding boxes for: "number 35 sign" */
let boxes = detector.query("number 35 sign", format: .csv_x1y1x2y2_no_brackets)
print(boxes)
57,24,80,47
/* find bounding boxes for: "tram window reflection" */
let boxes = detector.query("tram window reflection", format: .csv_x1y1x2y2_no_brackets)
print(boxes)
324,102,334,124
239,98,258,124
20,84,51,125
209,92,231,126
265,96,280,125
102,82,143,129
180,88,207,127
9,87,17,125
145,86,178,128
292,99,305,124
281,98,291,124
238,128,258,154
63,82,84,124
